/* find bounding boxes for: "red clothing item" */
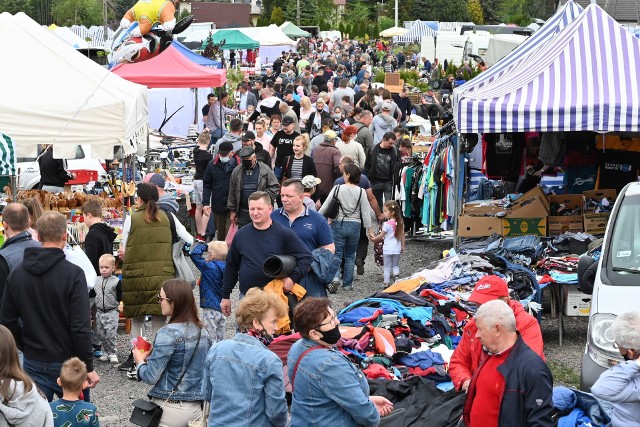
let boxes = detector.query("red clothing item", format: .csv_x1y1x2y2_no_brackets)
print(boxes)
449,299,544,390
468,348,511,427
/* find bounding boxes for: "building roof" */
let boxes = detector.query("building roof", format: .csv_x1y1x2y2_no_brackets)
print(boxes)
190,2,251,29
564,0,640,22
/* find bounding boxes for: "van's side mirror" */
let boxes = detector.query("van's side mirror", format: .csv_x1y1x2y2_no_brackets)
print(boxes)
578,255,597,295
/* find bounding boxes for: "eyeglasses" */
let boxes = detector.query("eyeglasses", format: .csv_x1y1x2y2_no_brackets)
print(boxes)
157,294,172,303
314,315,338,329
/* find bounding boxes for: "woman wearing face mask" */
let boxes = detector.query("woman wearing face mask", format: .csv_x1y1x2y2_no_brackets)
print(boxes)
288,298,394,426
305,100,330,139
282,134,317,181
202,288,289,427
335,125,366,169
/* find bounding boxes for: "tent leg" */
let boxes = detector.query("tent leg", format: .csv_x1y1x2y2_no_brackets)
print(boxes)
454,132,461,247
194,88,198,126
146,131,151,174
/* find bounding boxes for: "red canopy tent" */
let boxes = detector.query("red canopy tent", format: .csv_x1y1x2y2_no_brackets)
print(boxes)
111,44,226,88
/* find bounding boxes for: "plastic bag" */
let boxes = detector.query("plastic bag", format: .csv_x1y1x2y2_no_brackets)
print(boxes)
64,244,98,291
225,222,238,247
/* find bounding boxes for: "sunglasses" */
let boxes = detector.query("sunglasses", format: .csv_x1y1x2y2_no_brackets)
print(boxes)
157,294,172,303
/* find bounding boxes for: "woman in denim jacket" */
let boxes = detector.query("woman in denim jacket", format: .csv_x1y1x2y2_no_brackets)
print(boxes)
202,288,289,426
288,298,394,427
133,279,210,427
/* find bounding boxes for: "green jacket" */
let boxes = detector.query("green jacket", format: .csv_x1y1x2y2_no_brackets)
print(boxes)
122,206,174,318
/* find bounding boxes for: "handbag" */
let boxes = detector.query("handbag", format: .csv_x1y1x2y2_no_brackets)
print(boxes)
225,222,238,246
131,328,202,427
323,185,341,219
166,211,197,289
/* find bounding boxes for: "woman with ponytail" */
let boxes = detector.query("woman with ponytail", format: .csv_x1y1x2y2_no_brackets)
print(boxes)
120,183,193,377
282,134,317,181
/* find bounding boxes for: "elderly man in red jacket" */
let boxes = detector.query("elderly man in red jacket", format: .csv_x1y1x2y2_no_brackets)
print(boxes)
449,275,544,391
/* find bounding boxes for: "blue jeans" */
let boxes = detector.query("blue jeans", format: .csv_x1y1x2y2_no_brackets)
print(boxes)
331,221,361,287
23,358,90,402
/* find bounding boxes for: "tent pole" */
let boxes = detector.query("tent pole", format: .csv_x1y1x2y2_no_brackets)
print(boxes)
194,88,198,126
454,132,461,248
146,129,151,174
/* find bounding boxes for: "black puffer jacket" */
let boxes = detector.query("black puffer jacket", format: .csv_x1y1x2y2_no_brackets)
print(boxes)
84,222,117,274
202,154,241,214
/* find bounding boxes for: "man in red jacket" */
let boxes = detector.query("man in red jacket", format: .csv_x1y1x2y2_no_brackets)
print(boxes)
449,275,544,391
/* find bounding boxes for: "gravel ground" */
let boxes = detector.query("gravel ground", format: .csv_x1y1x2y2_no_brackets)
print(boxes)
91,238,587,425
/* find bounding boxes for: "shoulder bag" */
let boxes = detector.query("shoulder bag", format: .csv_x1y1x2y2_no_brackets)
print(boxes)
130,328,202,427
323,185,341,219
290,345,324,393
166,211,197,289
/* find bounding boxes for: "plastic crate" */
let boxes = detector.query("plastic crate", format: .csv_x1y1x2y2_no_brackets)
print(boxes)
67,169,98,184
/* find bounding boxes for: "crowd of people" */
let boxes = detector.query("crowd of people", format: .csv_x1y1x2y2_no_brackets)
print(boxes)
0,36,638,427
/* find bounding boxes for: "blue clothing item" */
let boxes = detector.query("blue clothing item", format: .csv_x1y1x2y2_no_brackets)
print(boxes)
23,358,90,403
334,174,372,190
189,244,224,311
558,409,595,427
591,360,640,426
549,271,579,284
288,338,379,427
332,221,360,287
300,247,341,298
202,333,288,427
137,322,210,401
436,381,455,392
503,235,540,255
340,297,433,324
50,399,99,426
553,385,578,411
223,221,313,298
338,306,395,325
271,207,334,253
398,350,445,370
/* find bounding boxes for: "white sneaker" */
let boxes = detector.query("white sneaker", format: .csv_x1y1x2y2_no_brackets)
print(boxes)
98,354,109,362
108,354,119,364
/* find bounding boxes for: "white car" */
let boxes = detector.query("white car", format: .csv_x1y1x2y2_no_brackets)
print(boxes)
17,145,107,190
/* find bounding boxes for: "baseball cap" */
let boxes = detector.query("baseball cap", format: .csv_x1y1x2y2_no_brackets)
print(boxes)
381,102,392,111
237,146,255,158
468,275,510,305
301,175,321,189
240,131,256,141
217,141,234,154
323,130,337,141
147,173,165,189
284,89,294,95
282,116,295,125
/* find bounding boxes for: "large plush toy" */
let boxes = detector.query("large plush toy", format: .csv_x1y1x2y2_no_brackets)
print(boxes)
120,0,178,37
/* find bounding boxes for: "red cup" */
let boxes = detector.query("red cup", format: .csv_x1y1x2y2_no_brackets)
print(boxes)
135,336,151,352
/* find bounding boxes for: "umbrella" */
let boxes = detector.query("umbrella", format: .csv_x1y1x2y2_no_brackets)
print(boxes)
379,26,408,37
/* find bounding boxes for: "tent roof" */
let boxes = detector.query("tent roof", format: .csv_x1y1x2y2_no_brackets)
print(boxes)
280,22,311,38
455,3,640,133
111,44,226,89
256,25,297,46
172,40,222,68
211,29,259,50
48,24,89,49
380,26,408,37
0,12,147,159
393,20,437,43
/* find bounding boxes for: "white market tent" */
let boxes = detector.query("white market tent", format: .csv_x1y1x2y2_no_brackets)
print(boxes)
393,20,438,43
0,12,148,159
455,3,640,134
70,24,113,49
47,24,90,49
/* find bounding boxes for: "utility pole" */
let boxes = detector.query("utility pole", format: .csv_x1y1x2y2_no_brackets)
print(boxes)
103,0,108,41
296,0,300,26
394,0,398,27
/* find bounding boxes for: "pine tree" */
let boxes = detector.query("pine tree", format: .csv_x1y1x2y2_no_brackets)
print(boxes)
270,6,285,25
467,0,484,24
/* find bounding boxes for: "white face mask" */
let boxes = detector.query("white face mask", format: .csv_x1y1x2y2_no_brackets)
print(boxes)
219,156,231,163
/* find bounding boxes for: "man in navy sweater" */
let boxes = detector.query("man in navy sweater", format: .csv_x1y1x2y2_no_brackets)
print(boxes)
220,191,312,316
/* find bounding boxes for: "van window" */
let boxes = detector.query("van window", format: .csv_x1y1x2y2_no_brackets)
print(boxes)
609,194,640,271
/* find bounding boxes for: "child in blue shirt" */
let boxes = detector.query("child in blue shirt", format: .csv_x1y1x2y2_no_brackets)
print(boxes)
50,358,99,426
190,241,227,344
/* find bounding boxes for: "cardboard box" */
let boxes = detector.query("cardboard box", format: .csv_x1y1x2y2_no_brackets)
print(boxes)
548,194,583,235
583,189,617,212
502,217,547,236
463,201,505,216
564,287,592,316
583,212,610,234
508,187,550,218
457,216,503,237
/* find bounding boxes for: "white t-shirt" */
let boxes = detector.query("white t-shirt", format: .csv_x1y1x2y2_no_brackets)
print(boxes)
382,219,402,255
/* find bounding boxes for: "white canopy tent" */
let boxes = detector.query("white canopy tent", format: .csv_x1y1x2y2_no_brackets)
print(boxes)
47,24,90,49
0,12,148,159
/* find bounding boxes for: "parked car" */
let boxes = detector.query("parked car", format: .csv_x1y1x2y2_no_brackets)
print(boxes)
578,181,640,390
17,145,107,190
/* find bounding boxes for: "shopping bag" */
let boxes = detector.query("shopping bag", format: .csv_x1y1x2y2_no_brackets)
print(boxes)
225,222,238,247
64,244,98,291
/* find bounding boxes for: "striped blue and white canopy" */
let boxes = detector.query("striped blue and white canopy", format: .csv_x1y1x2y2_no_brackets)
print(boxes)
393,20,437,43
453,1,584,105
455,4,640,133
0,133,17,176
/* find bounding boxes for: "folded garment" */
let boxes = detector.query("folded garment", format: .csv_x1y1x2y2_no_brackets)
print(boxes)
398,350,445,370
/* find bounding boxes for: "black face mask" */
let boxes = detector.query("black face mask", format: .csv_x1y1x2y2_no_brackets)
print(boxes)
242,159,254,170
318,324,341,345
623,352,633,361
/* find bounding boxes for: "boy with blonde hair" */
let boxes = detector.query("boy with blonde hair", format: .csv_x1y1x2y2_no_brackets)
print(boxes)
93,254,121,364
190,241,228,344
50,358,99,426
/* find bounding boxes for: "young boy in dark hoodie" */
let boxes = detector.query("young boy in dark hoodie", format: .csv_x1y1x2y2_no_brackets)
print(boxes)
82,200,117,275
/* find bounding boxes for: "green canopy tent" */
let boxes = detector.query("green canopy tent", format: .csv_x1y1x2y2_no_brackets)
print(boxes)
0,132,17,197
201,29,259,50
280,22,311,38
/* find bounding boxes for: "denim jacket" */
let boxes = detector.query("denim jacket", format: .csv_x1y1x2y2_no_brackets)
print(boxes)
137,322,210,401
202,333,288,427
287,338,379,427
189,244,224,311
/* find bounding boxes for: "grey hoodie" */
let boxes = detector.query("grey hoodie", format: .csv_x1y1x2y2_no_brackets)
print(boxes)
0,381,53,427
213,132,243,156
371,114,398,144
158,194,179,215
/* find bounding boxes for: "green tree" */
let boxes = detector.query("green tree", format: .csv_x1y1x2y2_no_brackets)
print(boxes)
385,0,414,24
412,0,469,22
113,0,130,20
51,0,102,26
480,0,500,23
499,0,531,26
270,6,285,25
467,0,484,24
1,0,36,16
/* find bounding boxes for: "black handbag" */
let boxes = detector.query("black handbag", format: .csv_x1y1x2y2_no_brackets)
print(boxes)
130,328,202,427
130,399,163,427
323,185,341,219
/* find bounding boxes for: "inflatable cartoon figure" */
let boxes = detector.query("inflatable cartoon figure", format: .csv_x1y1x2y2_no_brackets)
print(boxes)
120,0,178,37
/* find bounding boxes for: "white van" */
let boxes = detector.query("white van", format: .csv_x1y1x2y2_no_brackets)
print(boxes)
578,181,640,390
435,33,468,65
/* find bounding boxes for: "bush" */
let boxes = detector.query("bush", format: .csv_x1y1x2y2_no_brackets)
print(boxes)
373,69,386,83
399,69,420,85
